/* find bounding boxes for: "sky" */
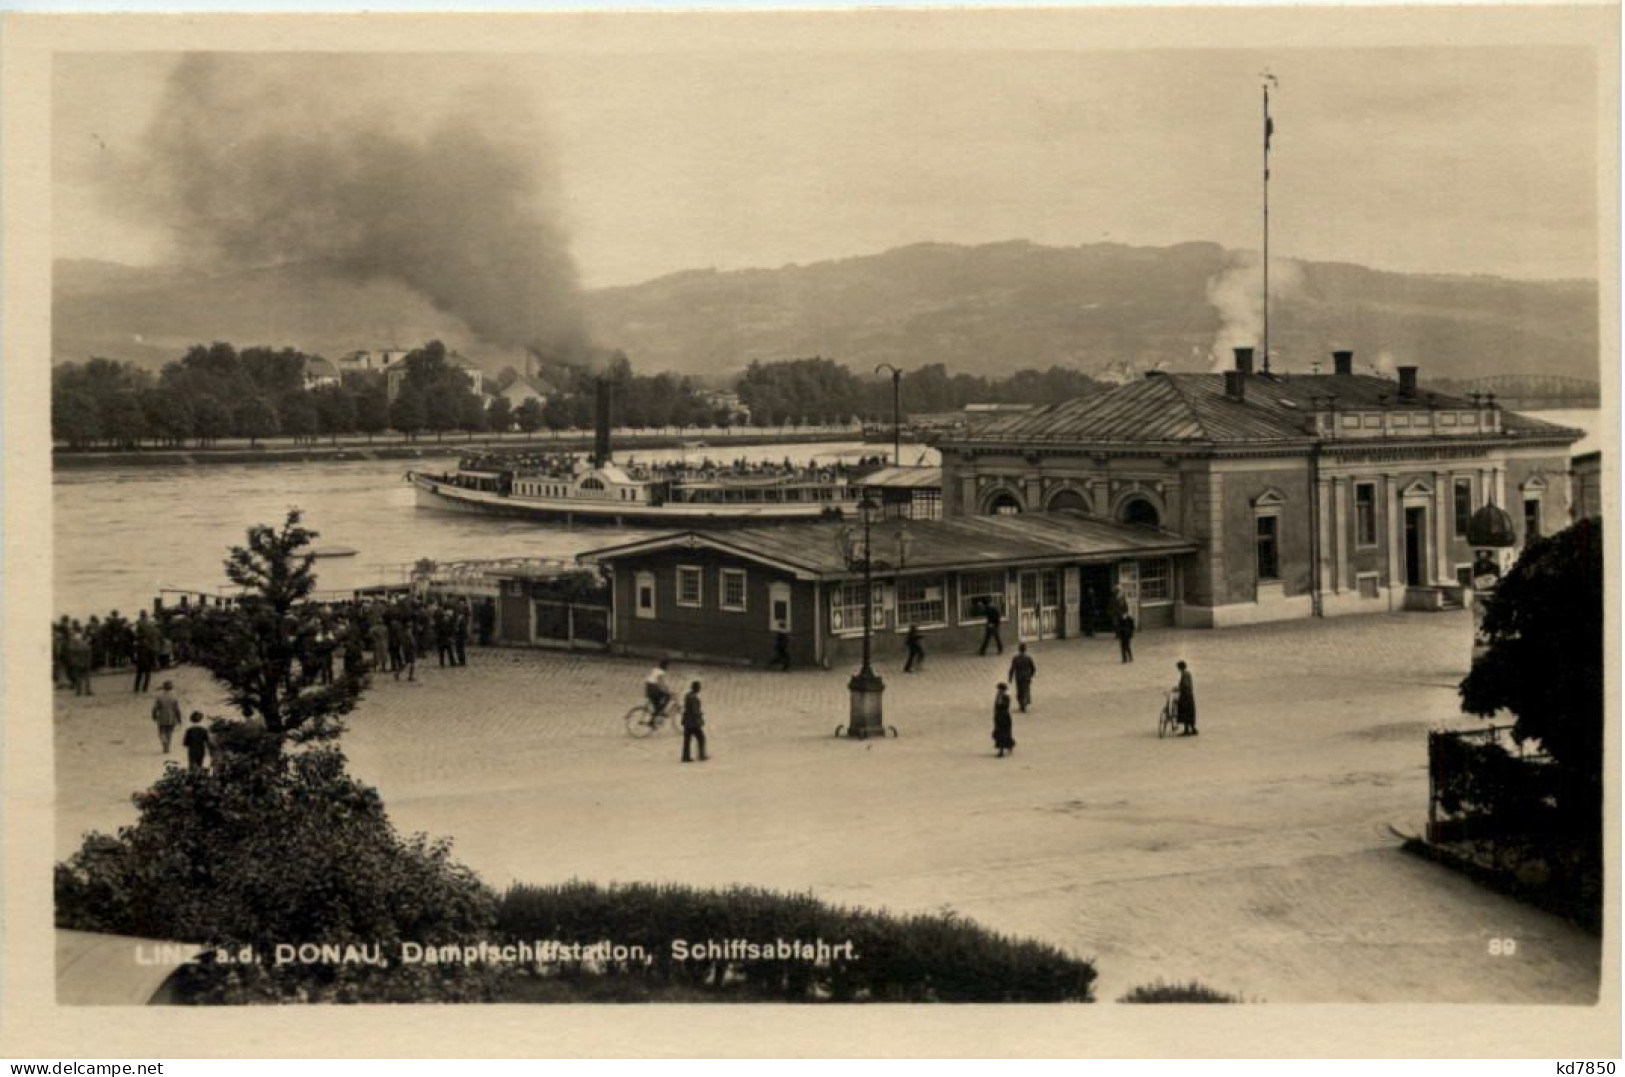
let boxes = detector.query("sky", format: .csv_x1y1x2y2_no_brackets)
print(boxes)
53,43,1602,288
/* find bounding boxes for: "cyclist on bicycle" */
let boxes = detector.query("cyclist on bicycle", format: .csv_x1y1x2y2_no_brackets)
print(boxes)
645,658,673,718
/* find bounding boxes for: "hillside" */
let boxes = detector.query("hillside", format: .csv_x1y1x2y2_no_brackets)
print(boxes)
53,241,1598,383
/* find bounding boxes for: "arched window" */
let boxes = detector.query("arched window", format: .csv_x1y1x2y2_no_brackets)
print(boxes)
579,477,605,491
1118,496,1160,527
986,491,1023,516
1047,489,1090,514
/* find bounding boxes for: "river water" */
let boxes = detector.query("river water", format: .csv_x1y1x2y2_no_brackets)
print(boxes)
52,410,1600,618
52,440,938,617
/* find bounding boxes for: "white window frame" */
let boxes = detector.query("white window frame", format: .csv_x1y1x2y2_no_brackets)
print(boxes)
676,565,703,608
893,576,947,630
1139,558,1173,603
830,581,884,636
1453,477,1473,538
1522,495,1544,541
768,581,792,633
1255,510,1282,583
958,570,1007,625
719,568,748,613
635,571,657,620
1354,481,1378,549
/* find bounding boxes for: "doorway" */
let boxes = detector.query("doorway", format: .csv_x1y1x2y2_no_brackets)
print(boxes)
1079,564,1114,634
1404,506,1427,586
1017,569,1060,640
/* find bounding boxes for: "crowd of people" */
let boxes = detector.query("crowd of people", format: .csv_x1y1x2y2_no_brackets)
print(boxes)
53,592,499,700
450,449,892,488
53,608,184,696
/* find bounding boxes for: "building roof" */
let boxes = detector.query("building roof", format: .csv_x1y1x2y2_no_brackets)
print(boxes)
859,465,942,490
302,356,339,378
502,375,556,400
580,511,1196,581
948,372,1583,448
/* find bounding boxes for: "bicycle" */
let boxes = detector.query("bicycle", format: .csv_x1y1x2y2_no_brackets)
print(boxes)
625,697,679,738
1156,689,1181,739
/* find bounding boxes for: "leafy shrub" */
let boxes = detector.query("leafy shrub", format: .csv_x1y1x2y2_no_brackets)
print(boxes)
56,740,498,1002
1118,980,1243,1003
1428,734,1559,830
496,881,1095,1002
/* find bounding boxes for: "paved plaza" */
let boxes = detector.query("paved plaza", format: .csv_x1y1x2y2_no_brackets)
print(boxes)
54,609,1601,1003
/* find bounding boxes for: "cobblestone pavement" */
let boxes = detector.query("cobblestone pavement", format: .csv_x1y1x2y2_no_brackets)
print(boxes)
55,609,1601,1003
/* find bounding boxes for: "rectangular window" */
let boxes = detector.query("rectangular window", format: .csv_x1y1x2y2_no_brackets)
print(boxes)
1139,559,1172,602
895,576,947,628
830,582,883,634
720,569,747,612
1524,498,1542,541
1355,483,1378,547
958,570,1007,623
676,565,703,607
1453,478,1472,537
910,489,943,520
1256,515,1281,581
1357,573,1381,599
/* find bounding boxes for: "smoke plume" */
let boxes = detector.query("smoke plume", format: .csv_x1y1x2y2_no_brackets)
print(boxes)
1204,250,1304,371
121,54,586,357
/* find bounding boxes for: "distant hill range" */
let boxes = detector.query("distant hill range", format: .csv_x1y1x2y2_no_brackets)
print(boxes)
53,240,1599,391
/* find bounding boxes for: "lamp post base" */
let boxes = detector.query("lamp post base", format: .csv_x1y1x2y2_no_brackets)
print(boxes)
836,667,896,739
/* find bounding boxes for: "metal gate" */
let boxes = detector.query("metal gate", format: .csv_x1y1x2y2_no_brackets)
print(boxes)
532,601,611,651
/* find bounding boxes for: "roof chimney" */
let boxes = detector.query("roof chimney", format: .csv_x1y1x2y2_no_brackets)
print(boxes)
1233,346,1255,375
1397,366,1418,399
1224,369,1246,402
1332,350,1354,376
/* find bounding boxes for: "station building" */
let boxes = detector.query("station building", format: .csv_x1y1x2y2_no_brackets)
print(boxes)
579,513,1194,667
935,348,1584,627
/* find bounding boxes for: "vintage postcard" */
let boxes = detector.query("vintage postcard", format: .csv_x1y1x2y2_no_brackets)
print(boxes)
1,5,1618,1059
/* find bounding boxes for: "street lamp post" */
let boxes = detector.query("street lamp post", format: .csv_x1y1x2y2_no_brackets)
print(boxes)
875,364,903,466
835,494,899,740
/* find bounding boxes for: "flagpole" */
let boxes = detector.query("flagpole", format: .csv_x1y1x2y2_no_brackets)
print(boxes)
1262,78,1271,375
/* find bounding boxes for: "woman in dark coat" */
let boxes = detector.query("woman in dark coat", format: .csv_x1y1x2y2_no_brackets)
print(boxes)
1175,660,1197,735
992,683,1016,757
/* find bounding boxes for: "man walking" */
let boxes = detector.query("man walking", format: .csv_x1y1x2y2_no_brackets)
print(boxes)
151,680,182,754
1116,612,1136,663
681,680,708,763
132,610,160,693
1007,643,1037,713
770,631,791,672
903,623,925,673
182,711,212,772
369,615,390,673
1175,660,1197,735
453,601,471,666
978,599,1004,656
66,625,93,696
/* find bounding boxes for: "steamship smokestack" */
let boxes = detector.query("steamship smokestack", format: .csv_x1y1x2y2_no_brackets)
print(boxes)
1332,350,1353,376
594,376,612,467
1233,346,1255,375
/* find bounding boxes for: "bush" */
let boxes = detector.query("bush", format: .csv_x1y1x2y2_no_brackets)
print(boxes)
1118,980,1243,1003
495,881,1095,1002
56,740,498,1002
